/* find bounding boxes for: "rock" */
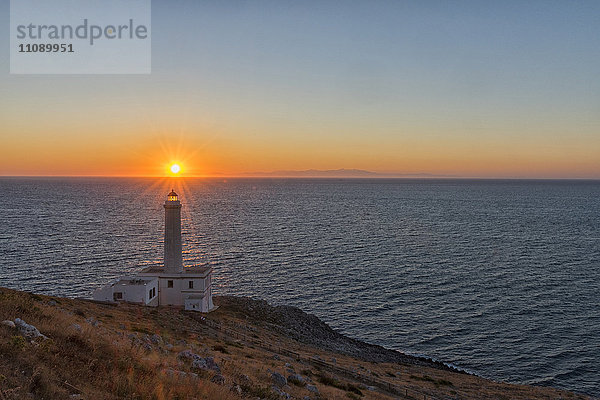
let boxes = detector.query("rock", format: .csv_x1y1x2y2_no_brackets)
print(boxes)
165,343,174,351
286,368,295,375
191,358,207,370
303,397,311,400
48,300,57,306
14,318,47,340
271,385,290,399
284,362,293,368
306,384,318,393
237,374,251,386
272,354,281,360
204,357,221,373
211,374,225,385
190,356,220,373
177,350,196,361
119,324,126,330
71,323,82,332
85,317,100,327
271,372,287,388
231,384,242,395
2,320,15,328
143,343,152,351
358,383,367,389
150,334,162,344
331,357,336,364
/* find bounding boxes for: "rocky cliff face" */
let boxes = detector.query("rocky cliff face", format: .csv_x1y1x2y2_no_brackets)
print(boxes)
218,296,460,370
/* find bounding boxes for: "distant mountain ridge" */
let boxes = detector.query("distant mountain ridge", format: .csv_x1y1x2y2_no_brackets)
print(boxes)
241,168,453,178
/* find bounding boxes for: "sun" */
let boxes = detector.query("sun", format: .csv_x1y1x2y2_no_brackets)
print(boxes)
170,164,181,174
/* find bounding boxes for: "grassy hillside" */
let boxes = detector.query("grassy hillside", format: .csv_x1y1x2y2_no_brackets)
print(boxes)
0,287,589,400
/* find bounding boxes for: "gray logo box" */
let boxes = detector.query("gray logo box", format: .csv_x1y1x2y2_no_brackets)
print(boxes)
10,0,151,74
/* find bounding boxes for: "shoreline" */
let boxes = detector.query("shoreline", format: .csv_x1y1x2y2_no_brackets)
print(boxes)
1,287,592,400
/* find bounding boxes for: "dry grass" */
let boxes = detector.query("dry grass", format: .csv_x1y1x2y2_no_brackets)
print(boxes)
0,287,591,400
0,289,237,400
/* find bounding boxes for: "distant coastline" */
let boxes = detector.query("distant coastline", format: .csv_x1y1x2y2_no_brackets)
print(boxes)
238,168,456,178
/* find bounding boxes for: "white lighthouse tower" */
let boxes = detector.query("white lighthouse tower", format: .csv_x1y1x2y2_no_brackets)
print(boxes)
93,190,215,312
164,190,183,273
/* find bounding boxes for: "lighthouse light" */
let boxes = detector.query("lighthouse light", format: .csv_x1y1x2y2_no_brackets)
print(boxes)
167,190,178,202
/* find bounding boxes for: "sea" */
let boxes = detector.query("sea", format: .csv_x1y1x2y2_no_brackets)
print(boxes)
0,177,598,396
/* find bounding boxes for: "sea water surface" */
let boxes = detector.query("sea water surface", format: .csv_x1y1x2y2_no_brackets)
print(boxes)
0,178,599,396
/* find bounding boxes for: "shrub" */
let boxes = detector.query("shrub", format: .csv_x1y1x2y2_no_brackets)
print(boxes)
132,325,152,335
213,344,229,354
317,373,346,390
10,335,26,350
347,383,363,395
240,384,279,400
409,374,453,386
288,375,305,387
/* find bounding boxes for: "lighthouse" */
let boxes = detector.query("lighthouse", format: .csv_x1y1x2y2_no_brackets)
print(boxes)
164,190,183,273
93,190,215,312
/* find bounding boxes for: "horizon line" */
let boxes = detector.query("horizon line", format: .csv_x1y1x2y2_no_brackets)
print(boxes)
1,174,599,180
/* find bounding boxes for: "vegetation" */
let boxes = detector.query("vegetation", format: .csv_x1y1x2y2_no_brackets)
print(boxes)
0,287,588,400
410,374,454,386
287,375,306,387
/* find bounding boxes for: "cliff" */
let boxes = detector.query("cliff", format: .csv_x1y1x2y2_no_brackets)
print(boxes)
0,287,589,400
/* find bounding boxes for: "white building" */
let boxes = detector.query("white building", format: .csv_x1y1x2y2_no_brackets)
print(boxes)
92,277,159,306
93,190,215,312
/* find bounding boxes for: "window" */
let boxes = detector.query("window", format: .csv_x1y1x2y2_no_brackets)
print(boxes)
152,287,156,298
167,280,173,288
149,289,152,299
188,281,194,289
113,292,123,300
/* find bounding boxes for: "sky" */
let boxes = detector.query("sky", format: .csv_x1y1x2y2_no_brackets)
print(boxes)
1,1,599,178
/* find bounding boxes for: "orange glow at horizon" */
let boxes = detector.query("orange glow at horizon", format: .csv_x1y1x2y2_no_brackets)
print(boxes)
0,123,599,178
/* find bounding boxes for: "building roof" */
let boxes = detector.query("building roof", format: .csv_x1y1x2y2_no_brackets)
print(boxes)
138,265,212,277
114,277,157,286
139,266,165,274
168,189,178,197
183,266,211,274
